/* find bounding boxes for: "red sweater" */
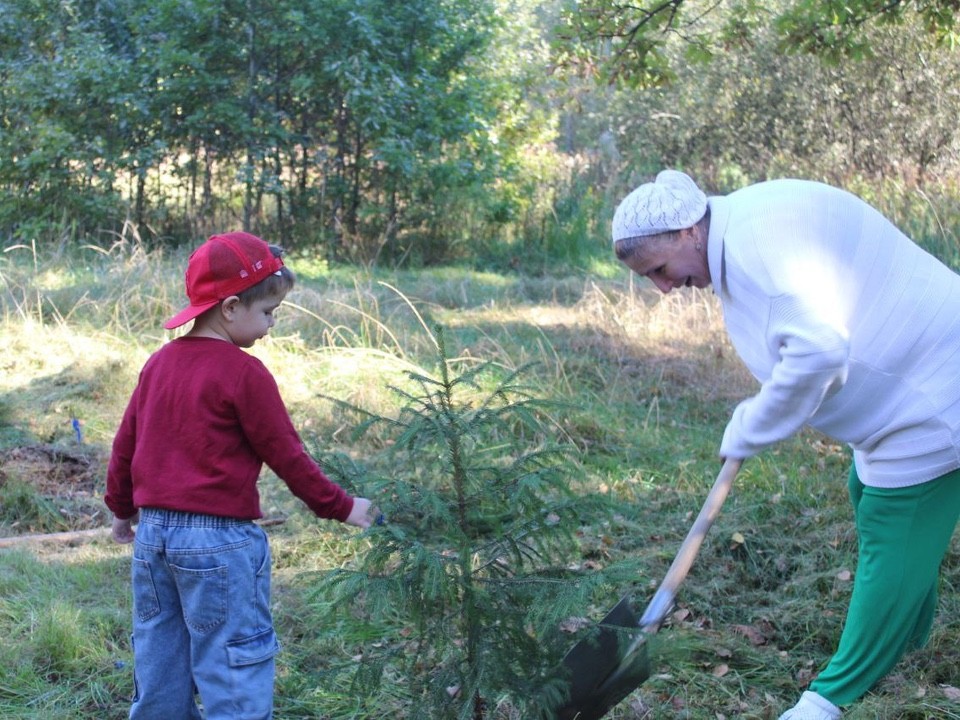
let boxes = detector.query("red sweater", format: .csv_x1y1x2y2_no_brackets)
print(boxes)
105,337,354,522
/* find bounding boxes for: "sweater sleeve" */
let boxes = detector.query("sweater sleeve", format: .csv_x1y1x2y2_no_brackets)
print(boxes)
104,390,140,519
720,293,850,458
235,361,355,521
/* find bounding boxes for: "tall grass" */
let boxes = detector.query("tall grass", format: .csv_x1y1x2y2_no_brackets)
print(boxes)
1,242,958,719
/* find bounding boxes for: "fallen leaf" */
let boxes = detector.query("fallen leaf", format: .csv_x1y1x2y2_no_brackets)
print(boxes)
731,624,768,646
941,684,960,701
796,667,816,686
559,616,591,633
627,697,651,717
730,531,745,545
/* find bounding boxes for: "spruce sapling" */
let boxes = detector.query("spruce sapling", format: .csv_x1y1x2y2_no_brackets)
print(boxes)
312,326,607,719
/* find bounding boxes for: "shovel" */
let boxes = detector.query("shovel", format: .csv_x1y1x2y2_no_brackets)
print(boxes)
556,458,742,720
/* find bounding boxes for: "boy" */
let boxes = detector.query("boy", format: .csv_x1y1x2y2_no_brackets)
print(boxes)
105,231,377,719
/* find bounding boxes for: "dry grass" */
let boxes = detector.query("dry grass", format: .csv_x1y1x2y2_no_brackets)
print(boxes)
1,246,958,719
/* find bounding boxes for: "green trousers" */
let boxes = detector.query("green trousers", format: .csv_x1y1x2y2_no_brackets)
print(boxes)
809,464,960,706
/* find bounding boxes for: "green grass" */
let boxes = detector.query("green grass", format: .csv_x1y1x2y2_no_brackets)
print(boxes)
1,245,959,719
0,546,132,719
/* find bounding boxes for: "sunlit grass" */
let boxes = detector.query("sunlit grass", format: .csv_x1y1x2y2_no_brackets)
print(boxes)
1,245,958,718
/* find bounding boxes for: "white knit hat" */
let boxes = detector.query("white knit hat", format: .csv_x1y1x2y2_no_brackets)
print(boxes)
611,169,707,243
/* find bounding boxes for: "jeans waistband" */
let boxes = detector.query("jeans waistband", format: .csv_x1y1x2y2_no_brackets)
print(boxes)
140,507,254,528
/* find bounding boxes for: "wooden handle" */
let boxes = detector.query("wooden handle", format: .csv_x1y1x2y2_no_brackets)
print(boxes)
597,459,743,695
638,457,742,630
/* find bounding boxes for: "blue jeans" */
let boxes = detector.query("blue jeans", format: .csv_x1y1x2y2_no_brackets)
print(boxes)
129,508,280,720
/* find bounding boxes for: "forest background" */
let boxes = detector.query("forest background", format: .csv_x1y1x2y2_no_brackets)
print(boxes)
4,0,960,268
2,0,960,719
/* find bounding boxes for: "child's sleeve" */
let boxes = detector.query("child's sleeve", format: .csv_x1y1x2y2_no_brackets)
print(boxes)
105,392,140,520
238,363,355,522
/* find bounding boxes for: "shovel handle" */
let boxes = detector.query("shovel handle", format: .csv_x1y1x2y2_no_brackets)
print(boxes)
638,457,742,631
588,459,743,703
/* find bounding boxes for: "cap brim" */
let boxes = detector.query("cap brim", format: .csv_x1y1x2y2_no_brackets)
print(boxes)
163,299,220,330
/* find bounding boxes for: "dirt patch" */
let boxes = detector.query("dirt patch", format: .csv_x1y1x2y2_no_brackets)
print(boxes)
0,444,106,533
1,444,101,496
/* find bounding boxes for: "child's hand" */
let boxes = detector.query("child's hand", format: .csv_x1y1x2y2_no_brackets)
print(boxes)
111,513,138,544
345,498,383,528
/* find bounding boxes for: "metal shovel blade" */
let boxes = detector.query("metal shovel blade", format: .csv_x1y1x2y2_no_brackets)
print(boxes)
556,596,652,720
553,459,742,720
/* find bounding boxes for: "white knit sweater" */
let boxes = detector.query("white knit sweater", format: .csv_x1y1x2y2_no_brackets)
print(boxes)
707,179,960,488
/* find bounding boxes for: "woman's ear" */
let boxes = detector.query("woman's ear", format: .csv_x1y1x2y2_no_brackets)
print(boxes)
678,224,706,253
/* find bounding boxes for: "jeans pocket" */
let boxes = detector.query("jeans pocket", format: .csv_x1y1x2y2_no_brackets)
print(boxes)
132,559,161,623
171,563,228,633
225,628,281,667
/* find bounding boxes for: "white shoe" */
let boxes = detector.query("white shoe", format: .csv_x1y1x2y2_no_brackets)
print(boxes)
778,691,842,720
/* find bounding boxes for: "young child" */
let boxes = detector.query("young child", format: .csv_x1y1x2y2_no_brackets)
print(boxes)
105,231,377,720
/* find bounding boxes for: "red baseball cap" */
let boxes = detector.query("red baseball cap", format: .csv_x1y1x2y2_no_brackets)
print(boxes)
164,232,285,330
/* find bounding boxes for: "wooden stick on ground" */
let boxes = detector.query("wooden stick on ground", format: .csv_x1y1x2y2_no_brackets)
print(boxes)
0,517,288,549
0,527,108,548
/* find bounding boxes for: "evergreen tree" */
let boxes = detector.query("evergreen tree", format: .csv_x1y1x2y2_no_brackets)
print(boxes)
313,326,608,719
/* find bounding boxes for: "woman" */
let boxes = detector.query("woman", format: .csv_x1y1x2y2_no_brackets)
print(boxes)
611,170,960,719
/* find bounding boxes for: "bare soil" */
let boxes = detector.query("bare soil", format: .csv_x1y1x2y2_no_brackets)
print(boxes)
0,443,108,536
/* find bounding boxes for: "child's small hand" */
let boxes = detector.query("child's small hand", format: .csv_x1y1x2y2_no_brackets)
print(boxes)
345,498,383,529
111,513,138,544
